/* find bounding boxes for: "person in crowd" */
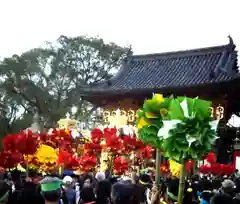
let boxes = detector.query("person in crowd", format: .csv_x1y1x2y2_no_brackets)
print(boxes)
16,181,44,204
219,179,236,197
95,172,105,183
210,193,234,204
233,193,240,204
136,174,152,204
166,178,179,204
83,175,94,188
183,188,198,204
198,190,213,204
40,176,64,204
149,183,163,204
79,187,95,204
95,179,111,204
62,176,76,204
0,180,10,204
111,182,135,204
71,175,81,204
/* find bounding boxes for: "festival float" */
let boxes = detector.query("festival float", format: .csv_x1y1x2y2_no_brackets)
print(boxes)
0,111,154,177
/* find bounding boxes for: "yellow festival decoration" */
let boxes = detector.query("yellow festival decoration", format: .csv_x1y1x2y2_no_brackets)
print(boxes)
57,113,77,130
209,105,224,120
103,108,136,126
169,160,182,177
100,140,109,172
35,145,58,164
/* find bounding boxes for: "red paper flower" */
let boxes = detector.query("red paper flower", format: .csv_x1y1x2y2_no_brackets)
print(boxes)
79,155,97,172
104,128,117,141
106,136,123,152
91,128,103,143
123,136,145,152
114,156,128,174
199,165,211,174
3,130,39,155
206,152,216,164
199,163,234,175
103,128,123,152
84,143,102,154
160,163,170,174
58,151,80,170
39,129,48,142
48,129,73,150
140,146,154,159
66,156,80,170
58,151,72,165
0,151,23,169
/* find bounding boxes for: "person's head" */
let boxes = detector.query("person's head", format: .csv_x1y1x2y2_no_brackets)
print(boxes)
95,172,105,182
95,179,111,201
199,190,213,204
210,193,233,204
138,174,152,188
80,187,95,203
63,176,73,187
17,182,44,204
40,176,63,203
83,175,93,188
0,180,9,204
71,174,79,184
221,179,236,194
111,182,134,204
83,179,91,188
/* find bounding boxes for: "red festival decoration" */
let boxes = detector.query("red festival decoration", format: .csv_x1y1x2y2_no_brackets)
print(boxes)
199,163,234,175
186,160,195,173
0,151,23,169
140,146,154,159
79,155,97,172
3,130,39,155
91,128,104,143
206,152,217,164
160,163,170,174
114,156,129,174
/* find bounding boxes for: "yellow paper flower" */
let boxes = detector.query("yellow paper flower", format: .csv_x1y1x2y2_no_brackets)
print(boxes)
137,118,149,129
153,94,164,103
169,160,182,177
35,144,58,164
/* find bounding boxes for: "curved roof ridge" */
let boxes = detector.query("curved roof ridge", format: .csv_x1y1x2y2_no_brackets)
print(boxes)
132,44,230,61
85,36,237,91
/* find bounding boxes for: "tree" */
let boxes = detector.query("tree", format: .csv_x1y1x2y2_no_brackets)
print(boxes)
0,35,129,134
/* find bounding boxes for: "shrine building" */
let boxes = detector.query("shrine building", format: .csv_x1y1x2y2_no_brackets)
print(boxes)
82,36,240,163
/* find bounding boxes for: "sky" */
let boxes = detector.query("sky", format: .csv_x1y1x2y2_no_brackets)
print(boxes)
0,0,239,58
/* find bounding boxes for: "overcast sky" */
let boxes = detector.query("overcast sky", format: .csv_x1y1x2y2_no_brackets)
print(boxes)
0,0,239,57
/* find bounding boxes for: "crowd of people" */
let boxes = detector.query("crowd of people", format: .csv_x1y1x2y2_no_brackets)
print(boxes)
1,169,240,204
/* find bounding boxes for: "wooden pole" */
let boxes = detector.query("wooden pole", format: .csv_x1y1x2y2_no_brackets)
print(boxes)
177,160,187,204
155,148,161,184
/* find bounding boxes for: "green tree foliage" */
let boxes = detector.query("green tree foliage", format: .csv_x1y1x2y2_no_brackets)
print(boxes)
0,35,129,135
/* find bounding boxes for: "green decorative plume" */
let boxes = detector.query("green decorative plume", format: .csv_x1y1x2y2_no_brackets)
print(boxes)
158,96,219,162
136,94,172,148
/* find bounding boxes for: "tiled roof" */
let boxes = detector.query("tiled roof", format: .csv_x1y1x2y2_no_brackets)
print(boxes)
83,37,238,95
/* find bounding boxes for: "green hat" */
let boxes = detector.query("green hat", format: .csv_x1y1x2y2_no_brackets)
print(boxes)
40,177,63,192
